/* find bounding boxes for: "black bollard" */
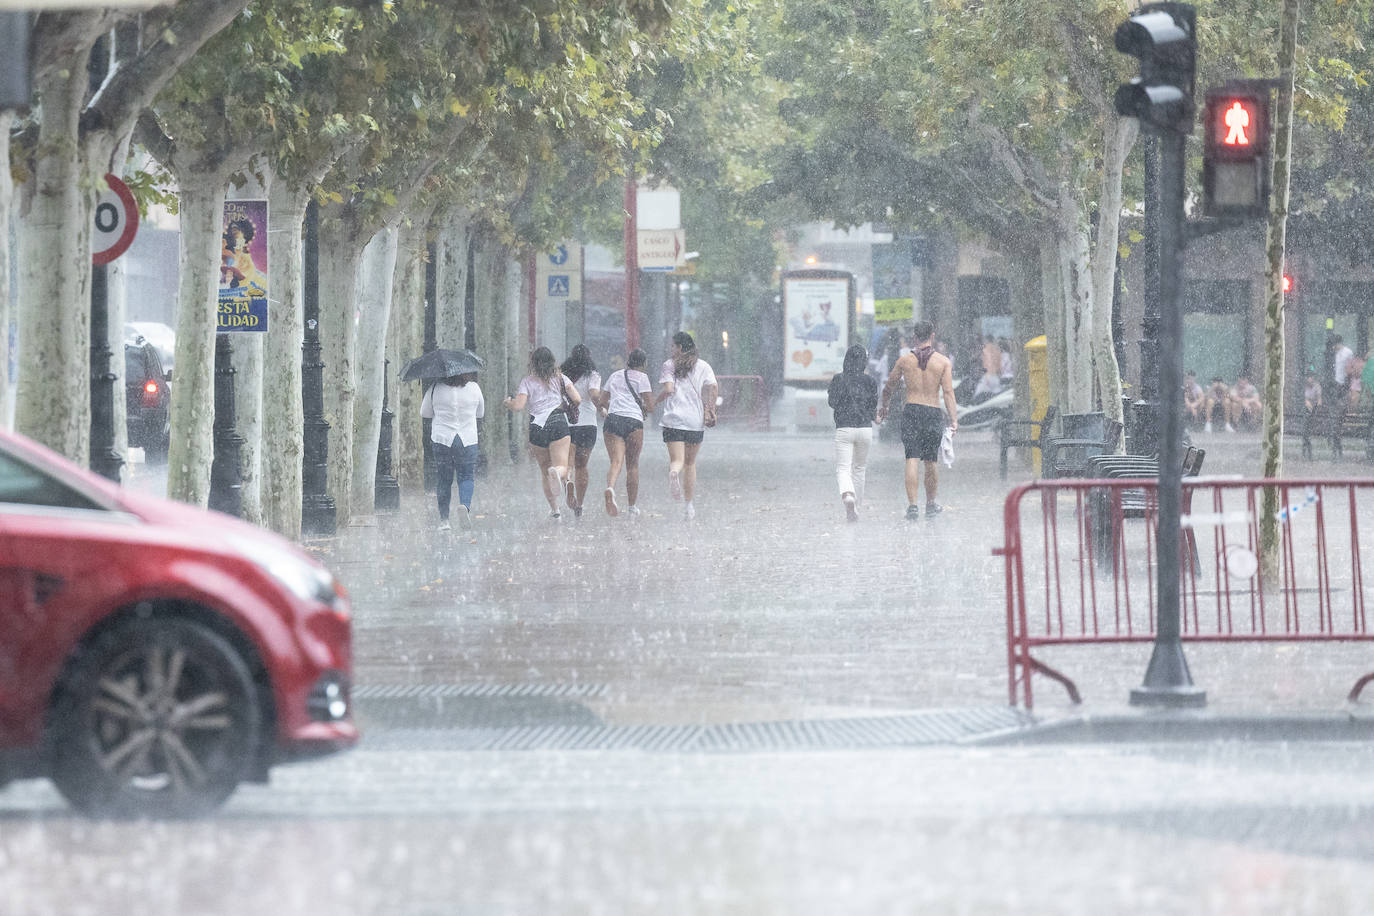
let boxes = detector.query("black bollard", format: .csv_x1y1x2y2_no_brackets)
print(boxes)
89,263,124,482
301,199,336,535
375,358,400,511
208,334,245,516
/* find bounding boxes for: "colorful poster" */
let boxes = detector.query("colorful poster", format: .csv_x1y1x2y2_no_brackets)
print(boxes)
218,200,269,332
783,274,850,382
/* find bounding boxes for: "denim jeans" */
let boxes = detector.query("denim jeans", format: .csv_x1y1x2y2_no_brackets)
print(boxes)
433,434,478,520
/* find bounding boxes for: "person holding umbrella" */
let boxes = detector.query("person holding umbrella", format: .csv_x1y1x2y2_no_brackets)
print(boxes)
421,372,484,530
401,348,487,531
503,346,582,520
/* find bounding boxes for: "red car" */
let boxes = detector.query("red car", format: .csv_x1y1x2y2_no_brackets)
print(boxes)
0,429,356,817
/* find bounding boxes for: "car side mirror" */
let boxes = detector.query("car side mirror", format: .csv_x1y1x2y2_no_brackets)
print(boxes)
164,370,173,382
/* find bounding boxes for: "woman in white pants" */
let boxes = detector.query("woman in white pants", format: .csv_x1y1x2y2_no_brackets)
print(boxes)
828,344,879,522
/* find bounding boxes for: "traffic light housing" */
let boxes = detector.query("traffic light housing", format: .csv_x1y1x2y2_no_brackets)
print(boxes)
1202,89,1271,219
1114,3,1197,134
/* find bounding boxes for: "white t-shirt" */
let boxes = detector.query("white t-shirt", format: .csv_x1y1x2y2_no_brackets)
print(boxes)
421,381,485,447
605,368,652,419
659,358,718,431
516,374,567,426
569,371,602,427
1335,346,1355,384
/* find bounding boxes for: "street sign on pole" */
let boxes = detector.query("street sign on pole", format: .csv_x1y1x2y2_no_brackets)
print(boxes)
637,229,685,271
91,174,138,265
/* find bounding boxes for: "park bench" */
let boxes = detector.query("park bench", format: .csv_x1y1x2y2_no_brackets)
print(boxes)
1284,408,1321,460
1327,406,1374,460
1041,415,1124,479
1085,446,1206,570
999,405,1058,480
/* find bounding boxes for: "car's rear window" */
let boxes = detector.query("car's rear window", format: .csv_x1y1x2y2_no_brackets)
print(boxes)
0,450,105,512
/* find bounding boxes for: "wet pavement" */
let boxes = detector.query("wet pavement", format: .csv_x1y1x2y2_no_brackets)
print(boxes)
7,424,1374,913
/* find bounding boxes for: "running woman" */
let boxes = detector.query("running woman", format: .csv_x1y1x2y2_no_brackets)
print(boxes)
597,347,654,518
654,331,717,521
502,346,582,520
560,344,602,519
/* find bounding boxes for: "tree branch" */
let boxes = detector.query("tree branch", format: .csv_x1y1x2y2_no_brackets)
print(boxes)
29,10,126,82
84,0,249,138
966,103,1058,212
1057,20,1110,116
133,110,174,167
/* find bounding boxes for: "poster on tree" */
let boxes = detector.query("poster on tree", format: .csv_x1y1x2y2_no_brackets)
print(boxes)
218,200,269,332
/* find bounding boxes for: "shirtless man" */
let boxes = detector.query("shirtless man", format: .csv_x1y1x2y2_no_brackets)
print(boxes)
877,320,958,520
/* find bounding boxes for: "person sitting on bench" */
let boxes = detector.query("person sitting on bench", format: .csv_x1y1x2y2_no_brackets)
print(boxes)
1227,375,1262,431
1204,376,1231,433
1183,371,1206,427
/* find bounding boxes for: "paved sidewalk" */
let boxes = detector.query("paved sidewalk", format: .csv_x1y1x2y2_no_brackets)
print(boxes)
285,423,1374,731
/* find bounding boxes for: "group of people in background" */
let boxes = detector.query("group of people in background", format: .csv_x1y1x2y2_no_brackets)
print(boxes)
1183,371,1262,433
422,331,718,530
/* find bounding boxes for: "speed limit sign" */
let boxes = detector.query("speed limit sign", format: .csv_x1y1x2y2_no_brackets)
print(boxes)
92,173,139,265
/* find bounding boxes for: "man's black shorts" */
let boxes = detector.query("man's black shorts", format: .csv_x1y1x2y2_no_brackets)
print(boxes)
569,425,598,449
662,427,705,445
528,409,571,448
900,403,944,462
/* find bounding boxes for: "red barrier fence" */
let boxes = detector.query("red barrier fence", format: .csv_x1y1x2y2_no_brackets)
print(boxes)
714,375,771,431
995,478,1374,709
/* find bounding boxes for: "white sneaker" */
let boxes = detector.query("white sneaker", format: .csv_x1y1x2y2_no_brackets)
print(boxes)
843,494,858,522
1204,422,1213,433
437,520,451,531
683,501,696,521
604,487,620,517
457,506,471,528
1226,423,1236,433
669,470,683,501
626,505,642,519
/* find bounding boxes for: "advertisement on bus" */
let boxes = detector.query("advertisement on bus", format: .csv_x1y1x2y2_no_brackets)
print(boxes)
782,269,853,383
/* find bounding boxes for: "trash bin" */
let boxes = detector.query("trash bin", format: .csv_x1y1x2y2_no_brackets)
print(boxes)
1024,335,1049,475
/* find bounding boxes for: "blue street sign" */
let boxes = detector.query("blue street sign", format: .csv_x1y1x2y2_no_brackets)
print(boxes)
548,275,570,297
548,245,569,266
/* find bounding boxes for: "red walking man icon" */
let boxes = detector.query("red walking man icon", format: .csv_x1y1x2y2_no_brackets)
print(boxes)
1223,101,1250,145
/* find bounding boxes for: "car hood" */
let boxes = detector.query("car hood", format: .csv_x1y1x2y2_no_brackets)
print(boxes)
1,429,320,570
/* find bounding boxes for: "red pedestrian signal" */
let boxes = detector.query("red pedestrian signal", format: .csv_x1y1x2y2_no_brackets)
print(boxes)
1202,88,1271,218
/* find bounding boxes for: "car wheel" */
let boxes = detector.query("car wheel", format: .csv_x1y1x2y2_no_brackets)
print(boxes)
49,616,262,818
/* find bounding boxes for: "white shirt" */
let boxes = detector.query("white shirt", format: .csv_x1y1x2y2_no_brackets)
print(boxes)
1335,346,1355,384
605,368,652,419
659,358,718,431
516,374,567,426
569,371,602,427
421,381,484,447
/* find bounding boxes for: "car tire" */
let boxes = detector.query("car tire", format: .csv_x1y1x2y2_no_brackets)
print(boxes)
48,616,262,819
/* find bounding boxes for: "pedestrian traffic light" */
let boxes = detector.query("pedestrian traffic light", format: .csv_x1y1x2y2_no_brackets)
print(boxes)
1113,3,1197,134
1202,88,1271,219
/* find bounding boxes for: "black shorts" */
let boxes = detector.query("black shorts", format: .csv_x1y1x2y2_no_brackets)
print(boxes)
569,425,598,449
529,410,571,448
900,404,945,462
662,427,705,445
604,414,644,439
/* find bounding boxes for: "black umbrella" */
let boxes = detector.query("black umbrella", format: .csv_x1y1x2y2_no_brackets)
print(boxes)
399,348,484,382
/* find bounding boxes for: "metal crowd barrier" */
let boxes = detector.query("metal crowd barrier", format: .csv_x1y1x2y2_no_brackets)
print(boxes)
994,477,1374,709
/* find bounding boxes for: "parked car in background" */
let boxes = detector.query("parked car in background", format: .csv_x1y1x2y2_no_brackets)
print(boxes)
125,335,171,462
0,428,357,817
125,321,176,374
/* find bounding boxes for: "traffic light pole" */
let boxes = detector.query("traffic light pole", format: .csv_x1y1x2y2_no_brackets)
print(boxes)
1130,127,1206,708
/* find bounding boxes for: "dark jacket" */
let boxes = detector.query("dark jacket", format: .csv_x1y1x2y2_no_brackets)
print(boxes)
828,371,879,428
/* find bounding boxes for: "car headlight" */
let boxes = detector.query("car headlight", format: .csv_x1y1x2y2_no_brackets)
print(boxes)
228,534,341,607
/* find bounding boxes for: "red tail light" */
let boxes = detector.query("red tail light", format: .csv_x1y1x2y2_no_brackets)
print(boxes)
142,380,160,407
